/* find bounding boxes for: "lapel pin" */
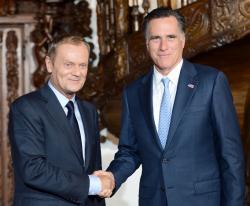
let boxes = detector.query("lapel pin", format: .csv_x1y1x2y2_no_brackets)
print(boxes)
187,84,194,89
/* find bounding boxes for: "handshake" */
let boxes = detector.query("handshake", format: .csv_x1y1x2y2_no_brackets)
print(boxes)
93,170,115,198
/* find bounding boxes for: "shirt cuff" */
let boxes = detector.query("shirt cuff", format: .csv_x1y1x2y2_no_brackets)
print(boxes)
88,175,101,195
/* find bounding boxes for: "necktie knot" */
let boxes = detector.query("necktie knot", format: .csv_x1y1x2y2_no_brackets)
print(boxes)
162,77,170,88
66,101,74,118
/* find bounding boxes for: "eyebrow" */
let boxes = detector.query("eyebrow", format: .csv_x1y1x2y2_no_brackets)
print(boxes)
149,34,177,40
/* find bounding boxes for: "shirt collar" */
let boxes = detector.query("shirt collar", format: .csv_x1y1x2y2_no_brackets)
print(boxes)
48,80,76,108
153,59,183,87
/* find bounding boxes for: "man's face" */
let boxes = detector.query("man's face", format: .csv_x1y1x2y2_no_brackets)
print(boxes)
146,16,185,75
46,43,89,99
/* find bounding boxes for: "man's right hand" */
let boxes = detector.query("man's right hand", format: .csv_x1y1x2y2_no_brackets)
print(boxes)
93,170,115,198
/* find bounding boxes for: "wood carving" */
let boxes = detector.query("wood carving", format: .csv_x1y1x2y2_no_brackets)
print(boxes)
142,0,150,14
211,0,250,46
6,30,18,206
211,0,237,35
0,0,16,16
115,0,129,40
239,0,250,35
6,31,18,106
32,0,95,90
182,0,210,58
157,0,171,7
0,29,2,205
32,9,53,88
97,0,113,55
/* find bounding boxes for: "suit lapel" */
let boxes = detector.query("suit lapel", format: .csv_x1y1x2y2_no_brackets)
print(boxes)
139,70,163,150
40,85,84,164
77,99,91,170
164,60,198,151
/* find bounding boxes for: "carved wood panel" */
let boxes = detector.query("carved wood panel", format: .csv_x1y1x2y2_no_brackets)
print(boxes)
0,15,36,205
0,28,20,206
211,0,250,46
0,0,15,16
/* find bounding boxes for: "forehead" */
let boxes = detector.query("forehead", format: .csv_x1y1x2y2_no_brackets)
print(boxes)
147,16,180,34
55,43,89,59
56,42,89,52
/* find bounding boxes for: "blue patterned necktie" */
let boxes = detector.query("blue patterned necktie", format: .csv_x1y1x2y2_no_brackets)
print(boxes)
158,78,172,148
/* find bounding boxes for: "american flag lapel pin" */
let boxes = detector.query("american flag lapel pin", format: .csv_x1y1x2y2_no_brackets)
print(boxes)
187,83,194,89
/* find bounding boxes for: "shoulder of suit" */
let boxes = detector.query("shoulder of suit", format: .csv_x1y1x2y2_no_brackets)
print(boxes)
77,98,97,112
124,70,152,92
191,62,222,80
11,89,44,108
192,62,219,74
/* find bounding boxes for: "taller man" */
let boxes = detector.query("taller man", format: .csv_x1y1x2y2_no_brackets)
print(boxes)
97,7,245,206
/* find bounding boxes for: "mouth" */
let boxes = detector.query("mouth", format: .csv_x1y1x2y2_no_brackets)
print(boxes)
68,79,82,85
69,78,81,81
158,54,171,58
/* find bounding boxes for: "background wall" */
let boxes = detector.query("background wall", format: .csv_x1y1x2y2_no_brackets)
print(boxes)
101,141,142,206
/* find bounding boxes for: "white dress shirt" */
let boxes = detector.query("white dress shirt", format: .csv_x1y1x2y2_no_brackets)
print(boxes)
48,81,101,195
153,59,183,131
48,81,86,159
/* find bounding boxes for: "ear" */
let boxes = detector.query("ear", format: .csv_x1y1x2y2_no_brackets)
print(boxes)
146,39,149,51
181,34,186,49
45,56,53,73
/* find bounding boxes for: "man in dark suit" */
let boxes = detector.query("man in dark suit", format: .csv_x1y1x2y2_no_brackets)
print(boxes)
8,35,114,206
95,7,245,206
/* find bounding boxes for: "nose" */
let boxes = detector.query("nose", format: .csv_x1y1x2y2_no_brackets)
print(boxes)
159,38,169,51
72,66,81,76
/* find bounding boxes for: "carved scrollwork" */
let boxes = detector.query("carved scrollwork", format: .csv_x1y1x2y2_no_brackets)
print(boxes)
6,30,18,206
210,0,250,46
184,3,210,40
211,0,237,35
32,0,95,90
111,37,135,82
6,31,18,105
239,0,250,18
182,1,211,57
0,0,16,16
32,10,53,88
0,31,2,42
237,0,250,37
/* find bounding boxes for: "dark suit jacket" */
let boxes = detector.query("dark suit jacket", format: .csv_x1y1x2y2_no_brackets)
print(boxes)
8,84,105,206
107,60,245,206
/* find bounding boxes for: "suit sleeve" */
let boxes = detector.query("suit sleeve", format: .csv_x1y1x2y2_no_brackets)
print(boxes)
107,89,141,193
211,72,245,206
8,100,89,205
94,109,102,171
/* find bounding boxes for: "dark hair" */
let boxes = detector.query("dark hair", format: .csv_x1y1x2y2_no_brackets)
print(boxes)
47,34,90,61
142,7,185,39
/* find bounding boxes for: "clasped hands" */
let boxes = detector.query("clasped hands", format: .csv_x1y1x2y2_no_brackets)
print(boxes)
93,170,115,198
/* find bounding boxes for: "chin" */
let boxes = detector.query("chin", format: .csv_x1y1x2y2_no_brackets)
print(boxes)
66,87,81,94
159,64,171,70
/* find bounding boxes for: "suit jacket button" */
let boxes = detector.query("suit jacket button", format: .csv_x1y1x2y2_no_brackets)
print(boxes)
160,186,165,192
162,158,169,164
